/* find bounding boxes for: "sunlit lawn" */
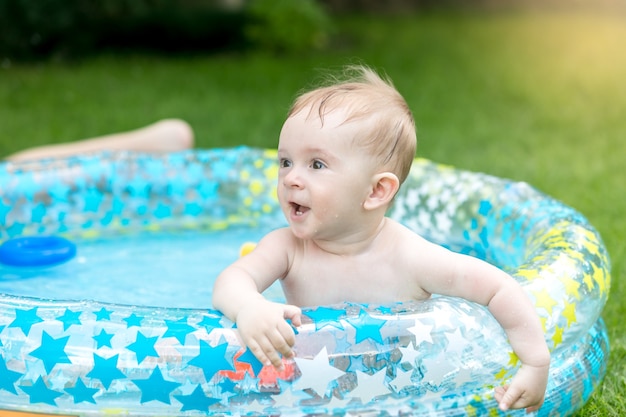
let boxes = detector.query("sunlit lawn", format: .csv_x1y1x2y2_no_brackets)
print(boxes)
1,7,625,416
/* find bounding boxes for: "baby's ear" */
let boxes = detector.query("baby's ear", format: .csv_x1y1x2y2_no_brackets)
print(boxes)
363,172,400,211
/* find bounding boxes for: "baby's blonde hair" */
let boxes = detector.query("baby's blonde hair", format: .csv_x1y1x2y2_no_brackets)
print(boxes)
288,65,417,184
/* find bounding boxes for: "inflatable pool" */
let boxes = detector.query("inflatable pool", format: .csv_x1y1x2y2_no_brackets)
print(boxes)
0,147,610,416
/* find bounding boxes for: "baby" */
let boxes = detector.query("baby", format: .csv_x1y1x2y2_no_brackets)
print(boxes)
212,65,550,412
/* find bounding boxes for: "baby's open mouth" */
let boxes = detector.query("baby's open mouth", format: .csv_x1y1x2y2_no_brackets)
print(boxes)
290,202,310,216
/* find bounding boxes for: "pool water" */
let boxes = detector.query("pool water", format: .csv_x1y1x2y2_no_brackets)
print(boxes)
0,227,286,309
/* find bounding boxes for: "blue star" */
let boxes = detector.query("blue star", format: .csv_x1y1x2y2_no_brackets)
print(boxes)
478,200,492,216
56,308,82,331
132,366,181,404
167,176,190,197
94,308,112,321
198,313,224,330
31,203,47,223
65,378,99,404
93,329,114,349
20,376,63,405
304,306,346,331
163,318,195,345
346,309,387,344
86,353,126,389
236,348,264,377
218,378,237,394
0,198,11,223
127,331,159,364
123,313,144,328
153,203,171,219
188,341,234,382
47,181,71,202
0,356,22,394
126,179,151,197
29,331,71,373
557,387,574,415
174,384,221,412
8,307,43,335
375,305,396,315
197,180,218,199
184,202,203,216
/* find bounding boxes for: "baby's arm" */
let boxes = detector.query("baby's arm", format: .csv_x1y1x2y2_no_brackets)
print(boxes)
479,269,550,411
212,229,302,370
418,244,550,411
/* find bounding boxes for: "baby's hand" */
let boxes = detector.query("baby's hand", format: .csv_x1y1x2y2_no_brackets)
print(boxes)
494,362,550,412
235,299,302,370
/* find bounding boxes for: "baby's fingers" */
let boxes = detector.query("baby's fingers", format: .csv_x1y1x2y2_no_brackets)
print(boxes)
246,336,284,369
495,385,523,411
495,384,543,412
248,329,295,370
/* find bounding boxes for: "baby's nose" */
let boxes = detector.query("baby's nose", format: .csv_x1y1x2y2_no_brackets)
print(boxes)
283,168,303,188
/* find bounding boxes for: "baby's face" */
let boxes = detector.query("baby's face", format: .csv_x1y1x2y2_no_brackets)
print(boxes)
276,108,379,241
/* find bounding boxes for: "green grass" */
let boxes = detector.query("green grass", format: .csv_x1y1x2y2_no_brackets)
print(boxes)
1,8,625,415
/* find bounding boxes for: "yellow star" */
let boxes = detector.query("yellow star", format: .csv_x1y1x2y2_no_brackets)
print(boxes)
592,263,610,296
562,301,577,327
552,325,564,346
508,351,520,367
582,271,595,292
465,403,478,417
566,248,586,263
264,164,278,180
532,288,558,314
249,179,265,196
580,228,602,256
560,276,582,300
495,368,509,381
515,268,540,282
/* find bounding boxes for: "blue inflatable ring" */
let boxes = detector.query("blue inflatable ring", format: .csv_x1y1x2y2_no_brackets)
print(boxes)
0,236,76,267
0,147,611,416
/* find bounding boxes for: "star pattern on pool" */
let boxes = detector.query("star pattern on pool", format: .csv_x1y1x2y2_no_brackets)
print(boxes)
0,147,614,416
65,378,99,404
127,331,159,364
0,299,608,415
292,346,345,396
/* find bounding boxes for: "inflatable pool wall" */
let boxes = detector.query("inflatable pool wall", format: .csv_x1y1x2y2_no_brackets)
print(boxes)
0,147,610,416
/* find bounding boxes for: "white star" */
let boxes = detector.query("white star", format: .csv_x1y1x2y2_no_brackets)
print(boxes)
407,321,434,345
398,346,420,367
416,210,431,230
444,328,467,357
326,395,353,411
421,356,457,386
293,346,345,396
246,399,271,414
390,367,414,392
346,369,390,404
426,195,440,211
454,366,476,386
271,381,311,408
434,211,452,233
430,304,455,329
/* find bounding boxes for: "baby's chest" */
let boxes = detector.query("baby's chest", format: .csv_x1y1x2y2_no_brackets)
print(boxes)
284,257,422,305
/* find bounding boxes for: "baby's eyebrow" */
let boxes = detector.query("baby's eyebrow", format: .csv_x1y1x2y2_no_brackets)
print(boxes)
305,147,337,161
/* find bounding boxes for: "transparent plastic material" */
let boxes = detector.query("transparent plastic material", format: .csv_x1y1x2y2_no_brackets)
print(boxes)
0,147,610,416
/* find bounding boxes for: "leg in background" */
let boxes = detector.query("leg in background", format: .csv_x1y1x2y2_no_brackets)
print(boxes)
6,119,195,162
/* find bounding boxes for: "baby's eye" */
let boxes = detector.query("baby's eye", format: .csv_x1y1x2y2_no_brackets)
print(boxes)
311,160,326,170
279,158,292,168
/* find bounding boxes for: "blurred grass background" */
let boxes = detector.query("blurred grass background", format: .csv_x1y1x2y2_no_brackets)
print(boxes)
1,1,625,415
